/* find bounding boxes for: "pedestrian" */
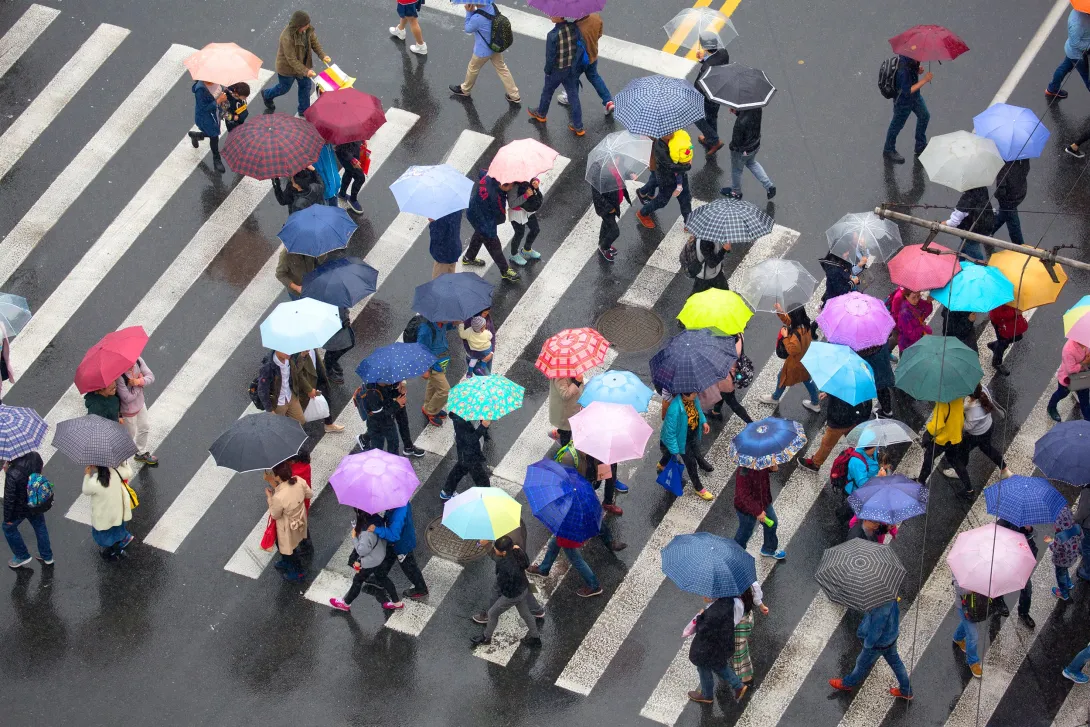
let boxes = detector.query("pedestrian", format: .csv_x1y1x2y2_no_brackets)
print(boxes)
288,450,313,556
359,384,398,453
1064,128,1090,158
81,463,134,560
458,316,494,377
689,237,731,295
944,384,1012,480
116,357,159,467
953,579,986,678
266,350,307,424
733,462,786,560
918,397,974,498
556,12,614,115
857,343,895,416
1049,506,1083,601
332,140,366,214
84,381,121,422
428,210,463,278
416,317,455,427
527,16,588,137
0,327,12,404
507,178,543,266
1064,642,1090,684
390,0,427,55
1046,337,1090,422
472,533,546,627
591,167,629,262
845,443,882,495
264,460,312,582
731,584,768,684
799,393,873,471
293,348,345,432
448,2,521,104
658,391,715,501
222,82,250,132
759,305,822,412
440,413,491,500
1076,495,1090,582
322,307,353,385
329,511,404,610
313,141,341,207
635,131,693,229
188,80,227,173
828,598,913,699
275,247,329,299
388,382,425,457
369,500,429,600
579,449,626,518
693,34,730,157
1046,7,1090,99
527,522,621,597
819,252,857,307
708,334,752,424
3,450,52,568
993,158,1029,247
940,308,977,352
996,518,1037,628
262,10,331,116
684,596,749,704
272,169,325,217
847,518,889,543
471,535,542,646
721,108,776,200
882,55,932,164
987,303,1027,376
463,170,520,282
548,375,583,446
894,289,932,354
943,187,993,261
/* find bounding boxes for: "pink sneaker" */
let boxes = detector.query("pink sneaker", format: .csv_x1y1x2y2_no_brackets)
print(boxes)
382,601,405,610
329,598,351,612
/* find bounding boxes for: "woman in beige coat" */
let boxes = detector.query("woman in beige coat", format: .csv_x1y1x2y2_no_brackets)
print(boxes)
548,376,584,446
265,460,312,581
760,305,822,413
81,462,134,559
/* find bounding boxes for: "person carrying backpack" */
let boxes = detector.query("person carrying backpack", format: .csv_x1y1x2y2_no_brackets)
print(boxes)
556,13,614,116
690,238,730,295
882,55,932,164
463,170,520,282
635,132,693,229
798,394,873,472
448,2,521,104
722,108,775,201
2,450,52,568
527,16,589,137
591,165,630,262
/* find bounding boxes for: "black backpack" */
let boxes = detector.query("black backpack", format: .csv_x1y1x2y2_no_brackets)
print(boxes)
961,591,992,623
248,353,279,411
403,314,426,344
475,8,514,54
878,56,900,99
680,239,702,278
519,183,544,213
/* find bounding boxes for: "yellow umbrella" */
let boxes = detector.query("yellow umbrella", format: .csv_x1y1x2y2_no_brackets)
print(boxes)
988,251,1067,310
677,289,753,336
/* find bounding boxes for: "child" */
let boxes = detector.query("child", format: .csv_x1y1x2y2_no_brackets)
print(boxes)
390,0,427,55
508,178,543,266
1047,506,1083,601
335,140,366,214
222,82,250,132
458,316,494,377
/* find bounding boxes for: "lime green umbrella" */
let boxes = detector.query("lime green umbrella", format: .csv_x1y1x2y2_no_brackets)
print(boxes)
677,289,753,336
894,335,982,402
448,375,525,421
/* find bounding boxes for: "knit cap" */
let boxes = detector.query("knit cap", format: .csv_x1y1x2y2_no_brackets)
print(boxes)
470,316,486,333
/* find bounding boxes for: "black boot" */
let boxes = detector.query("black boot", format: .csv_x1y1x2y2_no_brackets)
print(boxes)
697,457,715,473
212,154,226,173
188,131,205,148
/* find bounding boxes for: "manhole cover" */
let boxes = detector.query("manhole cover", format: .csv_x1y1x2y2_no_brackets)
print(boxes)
424,516,529,563
596,305,665,352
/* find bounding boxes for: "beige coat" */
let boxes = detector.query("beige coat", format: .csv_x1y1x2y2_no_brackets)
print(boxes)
549,378,584,430
268,477,312,554
776,313,813,388
81,463,134,531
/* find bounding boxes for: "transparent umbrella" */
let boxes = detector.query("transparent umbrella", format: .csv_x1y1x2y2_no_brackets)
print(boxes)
663,8,738,51
734,259,817,312
845,418,918,447
826,212,902,264
0,293,32,338
585,131,652,193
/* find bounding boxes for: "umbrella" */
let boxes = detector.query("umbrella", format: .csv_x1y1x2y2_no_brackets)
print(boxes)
895,335,982,401
52,414,137,468
0,405,47,460
661,532,756,599
984,475,1068,527
277,205,357,257
260,298,343,355
947,523,1037,597
973,103,1050,161
528,0,606,15
662,8,739,51
301,256,378,308
1034,421,1090,485
649,330,737,394
677,289,753,336
816,292,896,350
614,75,705,138
684,198,774,244
390,164,475,219
847,476,928,524
932,260,1015,313
208,414,307,473
302,88,386,144
412,273,494,323
523,458,603,542
184,42,261,85
535,327,611,379
919,131,1004,192
0,293,32,337
889,25,969,62
696,63,776,109
569,402,653,465
734,259,817,313
1066,311,1090,348
488,139,558,184
329,449,420,512
579,370,655,412
825,212,903,264
887,243,960,291
355,342,437,384
585,131,652,193
448,375,525,421
989,250,1068,310
727,417,807,469
1063,295,1090,335
846,418,918,447
442,487,521,540
801,341,877,405
221,114,326,180
74,326,149,394
815,539,906,612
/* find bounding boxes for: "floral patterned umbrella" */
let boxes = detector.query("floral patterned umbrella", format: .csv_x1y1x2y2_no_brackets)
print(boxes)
447,375,525,421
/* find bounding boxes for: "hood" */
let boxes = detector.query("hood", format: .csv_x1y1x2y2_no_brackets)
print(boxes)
288,10,311,30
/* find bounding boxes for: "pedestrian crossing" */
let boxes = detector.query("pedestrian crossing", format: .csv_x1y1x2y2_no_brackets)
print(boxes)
0,4,58,80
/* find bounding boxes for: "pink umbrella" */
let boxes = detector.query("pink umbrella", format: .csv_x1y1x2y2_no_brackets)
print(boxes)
569,401,653,465
888,243,960,292
946,523,1037,598
184,42,262,86
1067,312,1090,348
816,292,895,350
488,138,559,184
329,450,419,513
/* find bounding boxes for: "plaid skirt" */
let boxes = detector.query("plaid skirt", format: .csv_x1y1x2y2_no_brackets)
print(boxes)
731,611,755,681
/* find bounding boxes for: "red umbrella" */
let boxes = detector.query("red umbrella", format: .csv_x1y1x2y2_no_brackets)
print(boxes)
887,243,960,292
303,88,387,144
889,25,969,62
535,328,610,379
221,114,325,180
75,326,149,394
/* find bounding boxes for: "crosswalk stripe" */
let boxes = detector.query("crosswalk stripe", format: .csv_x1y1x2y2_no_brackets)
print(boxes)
1051,675,1088,726
0,4,60,80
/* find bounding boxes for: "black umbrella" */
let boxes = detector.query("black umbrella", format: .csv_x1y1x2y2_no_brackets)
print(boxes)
697,63,776,109
53,415,138,468
814,539,906,612
209,414,307,473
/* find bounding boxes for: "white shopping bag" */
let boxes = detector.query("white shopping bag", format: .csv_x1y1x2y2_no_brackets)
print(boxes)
304,394,330,422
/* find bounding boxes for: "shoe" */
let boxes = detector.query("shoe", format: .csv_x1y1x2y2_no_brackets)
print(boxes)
511,252,527,266
121,534,135,549
1019,613,1036,629
1054,586,1070,601
1046,87,1070,99
596,244,618,261
409,43,427,55
526,565,544,576
188,131,203,148
697,458,714,473
471,635,492,646
799,457,818,472
760,549,787,560
390,25,407,39
942,467,957,478
527,108,547,123
603,504,623,516
329,373,345,385
705,140,724,157
1065,668,1090,684
1000,467,1014,480
461,256,486,267
733,684,749,702
439,491,453,501
357,434,370,451
767,185,777,200
263,94,275,111
325,423,345,433
136,452,159,466
1048,405,1062,422
609,542,628,552
569,124,586,137
828,678,852,692
695,488,714,501
720,187,743,200
521,636,543,647
557,92,570,106
707,407,723,420
505,93,521,104
576,586,604,598
438,410,449,419
996,601,1010,618
402,445,426,458
994,361,1011,376
802,399,822,413
758,394,779,405
449,84,470,97
636,189,653,204
687,690,713,704
605,100,615,115
403,588,429,601
472,611,488,624
522,248,541,259
889,688,913,700
954,639,966,653
212,156,226,174
635,210,656,229
35,556,54,565
346,198,363,214
656,463,665,473
500,268,521,282
1066,144,1085,159
531,609,546,618
970,663,983,678
7,556,31,569
614,481,629,493
955,488,976,501
883,150,906,164
382,601,405,610
329,597,351,612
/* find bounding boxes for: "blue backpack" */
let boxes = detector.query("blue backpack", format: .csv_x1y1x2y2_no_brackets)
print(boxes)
571,24,590,75
27,472,54,510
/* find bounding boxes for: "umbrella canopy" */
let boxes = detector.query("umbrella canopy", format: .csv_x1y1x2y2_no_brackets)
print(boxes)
390,164,475,219
825,212,903,264
535,328,610,379
221,114,325,180
303,88,386,144
585,131,652,193
1066,311,1090,347
52,414,137,468
442,487,521,540
815,539,907,612
579,370,655,412
847,475,928,524
973,103,1050,161
895,335,982,401
412,273,494,323
919,131,1004,192
0,293,32,337
931,260,1015,313
569,402,653,465
355,342,437,384
208,414,307,473
1034,421,1090,485
889,24,969,62
650,330,738,394
887,243,960,291
523,459,603,542
301,256,377,308
816,292,895,350
329,450,419,512
734,259,817,313
1076,0,1090,11
528,0,607,17
277,204,357,257
260,298,342,355
1063,295,1090,335
662,532,756,599
947,523,1037,598
184,42,261,85
685,198,774,244
989,250,1068,310
614,75,705,138
801,341,877,405
846,418,918,447
677,290,753,336
74,326,149,394
662,7,739,51
984,475,1068,527
488,138,558,184
697,63,775,109
727,417,807,469
448,375,525,421
0,405,47,460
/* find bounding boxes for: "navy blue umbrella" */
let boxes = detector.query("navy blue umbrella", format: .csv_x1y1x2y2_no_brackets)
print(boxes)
984,475,1069,526
662,532,756,598
848,476,928,525
355,342,437,384
302,257,378,308
277,205,357,257
649,330,736,394
412,273,494,323
727,417,807,469
1034,421,1090,486
523,459,603,543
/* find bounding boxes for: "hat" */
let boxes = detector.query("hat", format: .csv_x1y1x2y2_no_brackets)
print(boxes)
699,33,720,51
289,10,311,29
470,316,486,333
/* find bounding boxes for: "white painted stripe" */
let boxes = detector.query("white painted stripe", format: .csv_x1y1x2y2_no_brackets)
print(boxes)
0,23,128,181
0,44,193,290
1051,674,1089,727
0,4,60,80
992,0,1069,106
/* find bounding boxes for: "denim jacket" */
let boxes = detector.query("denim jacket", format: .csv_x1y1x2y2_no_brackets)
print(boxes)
858,600,900,649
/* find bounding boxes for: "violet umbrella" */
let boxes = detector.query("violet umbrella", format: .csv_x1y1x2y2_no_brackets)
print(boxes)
329,450,419,512
946,523,1037,598
569,402,653,465
527,0,607,16
815,292,895,350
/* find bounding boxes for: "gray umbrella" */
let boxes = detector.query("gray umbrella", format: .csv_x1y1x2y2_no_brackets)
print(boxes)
53,415,138,468
814,539,906,612
209,413,307,473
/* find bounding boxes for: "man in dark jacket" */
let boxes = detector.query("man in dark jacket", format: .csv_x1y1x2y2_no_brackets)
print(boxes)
262,10,330,115
992,159,1029,247
464,171,519,282
334,141,365,214
369,501,429,600
819,253,856,306
635,134,692,229
360,384,398,453
943,186,992,261
527,17,586,137
829,599,912,699
471,535,542,646
441,413,491,499
692,35,730,157
722,108,775,200
557,13,614,115
687,596,747,703
429,210,463,278
272,169,325,217
591,171,630,262
800,394,874,470
2,451,52,568
997,518,1037,628
883,56,932,164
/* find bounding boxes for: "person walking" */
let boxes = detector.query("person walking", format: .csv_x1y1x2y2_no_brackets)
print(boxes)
448,2,520,103
894,289,932,354
556,13,614,115
591,167,629,262
733,462,786,560
1046,7,1090,99
81,462,134,560
359,384,398,453
953,580,986,678
275,248,329,299
507,178,543,266
0,327,12,404
1064,127,1090,157
440,413,491,500
882,55,932,163
828,598,913,699
721,108,775,200
918,397,974,498
265,350,306,425
944,384,1012,480
819,252,857,307
417,317,455,427
223,82,250,132
690,238,730,295
264,460,312,582
693,35,730,157
116,357,159,467
188,80,227,173
3,450,52,568
580,450,625,517
527,522,621,597
463,170,520,281
1047,337,1090,422
390,0,427,55
471,535,543,646
993,158,1029,247
293,348,345,432
329,512,404,610
659,391,714,501
996,518,1037,628
846,442,882,495
1050,506,1083,601
731,584,768,684
313,141,340,207
334,140,365,214
387,381,425,457
370,500,428,600
943,187,993,261
708,334,752,424
987,303,1027,376
857,342,895,417
684,596,749,704
635,132,693,229
472,533,546,625
799,393,873,472
272,169,325,217
548,375,583,446
428,211,463,278
84,381,121,422
322,307,353,385
262,10,331,116
1064,642,1090,684
940,308,977,352
527,16,588,137
759,305,821,412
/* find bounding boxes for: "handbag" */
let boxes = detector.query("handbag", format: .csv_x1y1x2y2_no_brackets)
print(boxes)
259,516,277,551
656,457,685,496
1069,370,1090,392
114,468,138,509
304,394,330,422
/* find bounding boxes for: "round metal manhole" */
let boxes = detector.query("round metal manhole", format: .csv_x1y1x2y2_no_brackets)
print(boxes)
424,516,529,563
596,305,665,353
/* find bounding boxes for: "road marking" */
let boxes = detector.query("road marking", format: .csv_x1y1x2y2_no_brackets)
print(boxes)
662,0,713,55
0,4,60,80
1051,672,1090,727
681,1,742,62
992,0,1069,106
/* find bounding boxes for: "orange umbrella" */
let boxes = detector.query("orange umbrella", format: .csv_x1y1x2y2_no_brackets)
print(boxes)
184,42,261,86
1074,0,1090,13
988,250,1067,310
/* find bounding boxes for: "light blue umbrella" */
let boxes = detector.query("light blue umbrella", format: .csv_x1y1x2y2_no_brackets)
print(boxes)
800,341,876,405
973,103,1050,161
259,298,342,355
389,164,475,219
932,261,1014,313
579,370,655,412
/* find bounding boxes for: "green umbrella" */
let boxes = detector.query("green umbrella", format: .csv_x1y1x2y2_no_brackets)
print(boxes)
894,335,982,402
448,375,525,421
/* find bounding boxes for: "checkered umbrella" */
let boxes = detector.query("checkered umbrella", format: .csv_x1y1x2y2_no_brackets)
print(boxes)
52,414,137,468
684,198,774,244
984,475,1068,527
649,330,737,394
614,75,705,138
662,532,756,599
535,328,610,379
0,405,47,460
221,114,325,180
697,63,775,109
815,539,906,612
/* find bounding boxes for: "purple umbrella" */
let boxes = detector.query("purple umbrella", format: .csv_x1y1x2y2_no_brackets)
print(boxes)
815,292,895,351
527,0,607,17
329,450,419,512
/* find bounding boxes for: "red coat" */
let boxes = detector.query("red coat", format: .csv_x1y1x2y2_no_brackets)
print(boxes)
734,467,772,517
290,461,312,513
989,304,1028,341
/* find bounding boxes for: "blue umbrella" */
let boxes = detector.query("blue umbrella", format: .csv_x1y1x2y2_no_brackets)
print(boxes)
848,477,928,524
412,273,494,323
0,405,47,460
302,256,378,308
727,417,807,469
931,261,1015,313
1034,421,1090,486
984,475,1068,526
649,330,736,395
389,164,475,219
800,341,877,405
277,205,357,257
260,298,343,355
523,459,603,542
661,532,757,598
614,75,705,138
579,370,655,412
973,103,1050,161
355,342,437,384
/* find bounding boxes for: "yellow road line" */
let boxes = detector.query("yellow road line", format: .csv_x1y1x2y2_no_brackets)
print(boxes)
682,0,743,60
662,0,713,55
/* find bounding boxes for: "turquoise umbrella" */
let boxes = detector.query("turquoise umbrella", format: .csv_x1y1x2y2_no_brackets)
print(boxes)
931,261,1014,313
448,375,525,421
800,341,876,405
895,335,982,402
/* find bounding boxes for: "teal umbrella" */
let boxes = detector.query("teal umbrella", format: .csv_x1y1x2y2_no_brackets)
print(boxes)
448,375,525,421
931,261,1014,313
894,335,982,402
800,341,877,405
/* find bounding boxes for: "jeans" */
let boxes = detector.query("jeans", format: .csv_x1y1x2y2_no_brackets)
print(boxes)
1057,565,1074,599
263,73,314,115
1067,643,1090,675
771,378,820,403
993,208,1025,247
2,514,52,562
598,212,620,251
695,101,720,145
564,60,611,105
537,68,583,129
840,644,912,695
884,95,930,154
1049,382,1090,420
697,664,743,697
1078,536,1090,581
1048,54,1090,94
510,215,540,254
538,536,599,590
640,172,692,220
954,610,981,665
729,150,774,193
734,503,779,554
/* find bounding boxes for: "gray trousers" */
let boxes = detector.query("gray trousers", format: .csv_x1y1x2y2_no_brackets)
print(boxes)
483,586,540,639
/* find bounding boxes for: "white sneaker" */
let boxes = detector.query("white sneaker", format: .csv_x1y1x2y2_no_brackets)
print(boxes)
758,394,779,406
409,43,427,55
942,467,957,478
390,26,407,40
802,399,822,413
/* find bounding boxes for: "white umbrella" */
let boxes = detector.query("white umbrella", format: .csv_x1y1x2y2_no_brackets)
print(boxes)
825,212,902,264
259,298,342,355
663,7,738,51
918,131,1005,192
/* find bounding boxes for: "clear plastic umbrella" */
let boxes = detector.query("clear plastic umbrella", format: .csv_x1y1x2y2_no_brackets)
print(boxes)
585,131,652,192
846,418,918,447
734,259,817,312
825,212,903,264
663,8,738,51
0,293,32,338
918,130,1005,192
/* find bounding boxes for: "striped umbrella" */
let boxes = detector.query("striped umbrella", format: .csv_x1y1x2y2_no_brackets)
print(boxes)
52,415,137,468
684,198,774,244
815,539,906,612
535,328,610,379
614,75,705,138
0,405,47,460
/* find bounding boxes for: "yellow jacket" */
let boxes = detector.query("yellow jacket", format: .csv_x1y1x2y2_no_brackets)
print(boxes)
927,399,964,446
